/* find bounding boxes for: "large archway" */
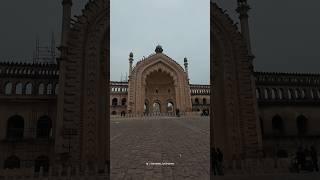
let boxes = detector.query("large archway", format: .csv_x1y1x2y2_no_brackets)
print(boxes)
145,69,176,114
128,51,192,115
211,3,262,163
56,0,109,169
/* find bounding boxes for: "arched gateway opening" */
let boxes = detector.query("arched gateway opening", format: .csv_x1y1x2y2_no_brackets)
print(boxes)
145,70,176,114
211,3,262,164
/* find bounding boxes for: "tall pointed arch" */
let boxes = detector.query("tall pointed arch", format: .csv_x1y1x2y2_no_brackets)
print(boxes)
211,3,262,164
56,0,109,168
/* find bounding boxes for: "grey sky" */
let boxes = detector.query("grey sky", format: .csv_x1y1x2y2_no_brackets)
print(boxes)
111,0,210,84
1,1,318,84
215,0,320,73
0,0,87,62
0,0,210,84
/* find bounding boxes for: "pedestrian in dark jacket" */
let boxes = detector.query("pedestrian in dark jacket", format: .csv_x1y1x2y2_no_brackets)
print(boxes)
311,146,319,172
216,148,224,175
212,148,218,175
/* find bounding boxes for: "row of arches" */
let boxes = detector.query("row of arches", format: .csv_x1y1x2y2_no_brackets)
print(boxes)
191,89,210,94
257,74,320,85
143,101,175,114
111,87,128,92
261,115,309,135
193,98,208,105
2,67,58,76
6,115,52,139
4,82,58,95
111,98,126,106
4,155,49,172
256,87,320,100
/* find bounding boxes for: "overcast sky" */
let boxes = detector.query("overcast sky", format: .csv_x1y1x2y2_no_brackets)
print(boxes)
1,1,319,84
111,0,210,84
215,0,320,73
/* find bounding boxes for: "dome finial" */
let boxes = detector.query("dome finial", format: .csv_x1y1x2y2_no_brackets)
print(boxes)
155,45,163,53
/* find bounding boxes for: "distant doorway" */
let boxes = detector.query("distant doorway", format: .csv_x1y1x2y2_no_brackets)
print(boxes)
167,102,174,113
152,102,161,113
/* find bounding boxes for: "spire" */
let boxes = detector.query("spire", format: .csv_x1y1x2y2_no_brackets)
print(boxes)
184,57,189,83
61,0,72,47
51,32,56,63
129,52,134,77
236,0,253,57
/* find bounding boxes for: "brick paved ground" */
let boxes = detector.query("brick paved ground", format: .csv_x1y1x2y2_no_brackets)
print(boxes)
214,173,320,180
110,116,210,180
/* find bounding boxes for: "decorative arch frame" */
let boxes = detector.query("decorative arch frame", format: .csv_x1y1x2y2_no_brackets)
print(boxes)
128,53,191,114
211,3,262,162
56,0,109,168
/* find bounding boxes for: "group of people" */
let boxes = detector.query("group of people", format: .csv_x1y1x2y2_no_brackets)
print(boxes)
294,146,319,172
212,148,224,176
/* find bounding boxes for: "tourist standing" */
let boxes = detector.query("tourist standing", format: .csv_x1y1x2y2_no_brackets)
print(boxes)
311,146,319,172
212,148,218,175
217,148,224,175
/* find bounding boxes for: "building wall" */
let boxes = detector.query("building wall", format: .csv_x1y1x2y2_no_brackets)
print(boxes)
1,62,320,167
0,62,57,169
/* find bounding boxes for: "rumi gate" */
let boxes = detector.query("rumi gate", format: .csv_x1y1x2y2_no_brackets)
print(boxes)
0,0,320,178
126,45,192,115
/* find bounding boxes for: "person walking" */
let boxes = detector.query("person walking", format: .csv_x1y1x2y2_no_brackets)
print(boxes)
212,148,218,176
311,146,319,172
296,146,304,173
217,148,224,175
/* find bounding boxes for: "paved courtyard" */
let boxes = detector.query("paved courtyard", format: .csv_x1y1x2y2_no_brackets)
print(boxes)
110,116,210,180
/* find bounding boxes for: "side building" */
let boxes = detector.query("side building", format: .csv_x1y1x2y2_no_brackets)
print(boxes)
0,61,320,169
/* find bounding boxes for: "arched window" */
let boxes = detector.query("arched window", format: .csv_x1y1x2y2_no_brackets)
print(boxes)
144,101,149,114
264,89,269,99
153,102,161,113
4,156,20,169
112,98,118,106
295,89,300,99
6,115,24,139
288,89,293,99
272,115,284,135
271,89,276,99
167,102,174,113
38,83,45,95
297,115,308,135
301,89,306,99
203,98,207,105
256,89,260,99
310,89,315,99
46,84,53,95
278,89,283,99
36,116,52,138
195,98,199,104
25,83,32,95
34,156,49,173
5,82,13,95
121,98,126,106
55,84,59,95
15,83,23,95
111,111,117,115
